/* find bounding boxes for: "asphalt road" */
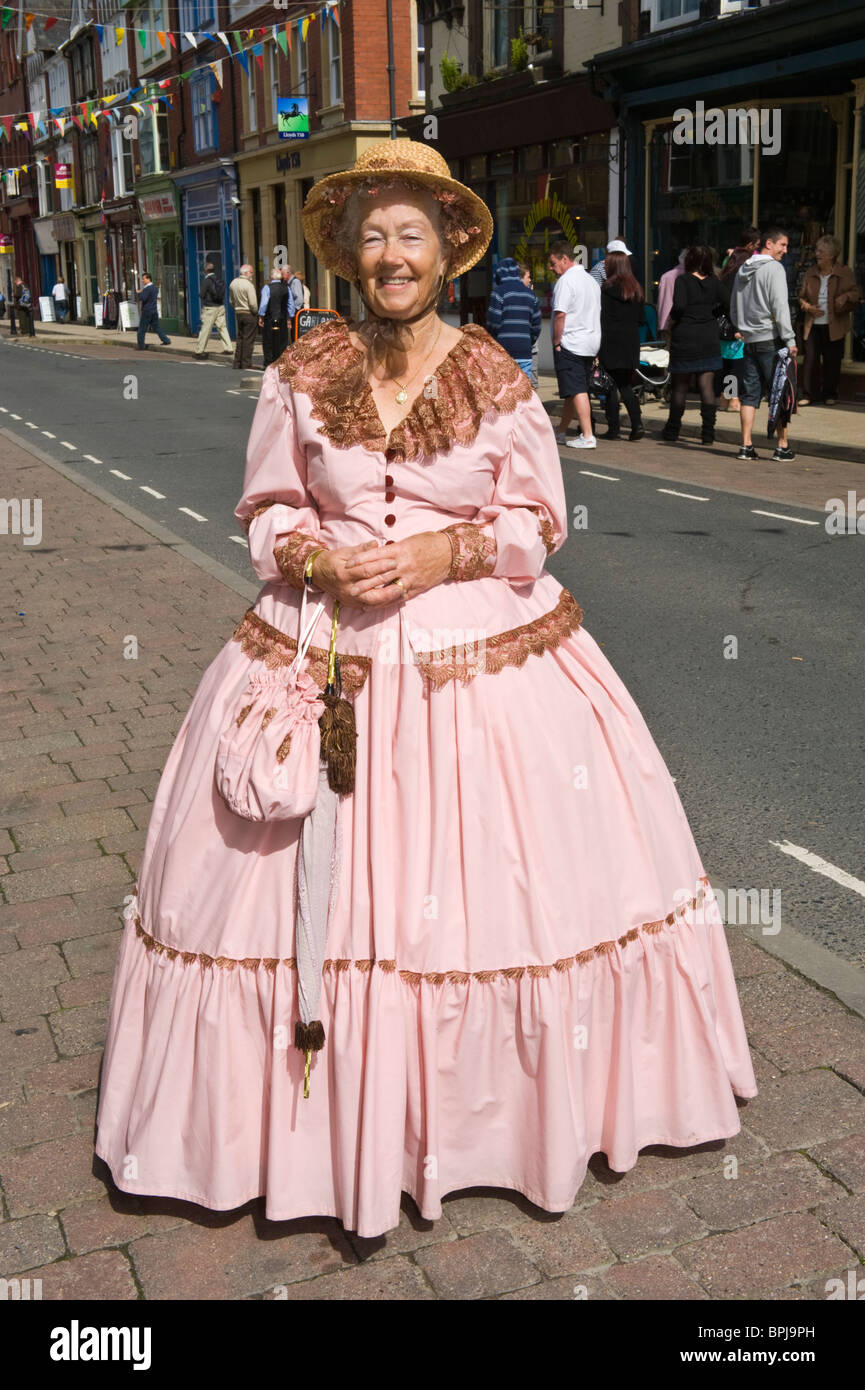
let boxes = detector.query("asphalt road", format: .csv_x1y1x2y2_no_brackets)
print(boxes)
3,338,864,967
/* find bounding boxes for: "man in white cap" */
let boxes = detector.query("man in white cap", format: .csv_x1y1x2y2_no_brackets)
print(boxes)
590,238,633,286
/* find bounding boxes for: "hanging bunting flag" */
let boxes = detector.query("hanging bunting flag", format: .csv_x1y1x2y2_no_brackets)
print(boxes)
258,28,268,38
217,31,232,54
131,103,144,115
301,16,310,42
115,26,124,45
252,42,264,71
168,33,177,49
184,31,198,47
245,28,254,41
1,7,13,28
54,117,66,135
137,28,146,50
71,113,83,129
24,12,35,30
0,115,13,139
95,23,103,40
236,49,249,77
45,15,57,29
28,111,40,129
332,3,340,27
156,31,166,48
232,30,243,50
200,31,216,42
286,20,292,50
275,24,287,57
158,77,171,88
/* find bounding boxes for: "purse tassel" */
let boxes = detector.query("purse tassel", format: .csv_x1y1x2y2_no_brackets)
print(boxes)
318,599,356,794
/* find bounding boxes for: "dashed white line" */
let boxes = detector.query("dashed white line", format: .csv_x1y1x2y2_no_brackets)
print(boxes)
579,470,620,482
229,535,247,545
42,430,56,438
770,840,865,899
109,469,132,480
140,486,165,499
10,413,21,419
751,509,819,527
83,454,102,465
25,421,38,429
60,440,77,451
178,507,207,522
657,487,710,501
0,406,7,412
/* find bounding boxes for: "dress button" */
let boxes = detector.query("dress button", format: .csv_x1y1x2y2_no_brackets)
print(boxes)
384,514,396,527
385,490,395,503
384,474,394,487
385,540,395,546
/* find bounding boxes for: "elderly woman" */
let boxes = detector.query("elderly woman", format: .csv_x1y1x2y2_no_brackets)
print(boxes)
799,235,861,405
95,141,756,1238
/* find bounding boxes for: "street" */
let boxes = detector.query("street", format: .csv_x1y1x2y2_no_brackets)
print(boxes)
3,335,863,969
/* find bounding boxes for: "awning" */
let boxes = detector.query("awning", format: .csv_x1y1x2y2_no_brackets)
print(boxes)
52,214,77,242
34,218,59,255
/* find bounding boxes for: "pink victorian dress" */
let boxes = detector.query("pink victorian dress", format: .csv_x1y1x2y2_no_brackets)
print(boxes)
95,318,757,1237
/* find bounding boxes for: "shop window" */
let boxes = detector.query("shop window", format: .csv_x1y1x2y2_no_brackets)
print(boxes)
717,143,754,188
490,151,514,178
519,146,544,173
467,155,487,182
650,0,700,31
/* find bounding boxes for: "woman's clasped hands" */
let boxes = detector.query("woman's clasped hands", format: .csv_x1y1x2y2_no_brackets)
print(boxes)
309,533,452,609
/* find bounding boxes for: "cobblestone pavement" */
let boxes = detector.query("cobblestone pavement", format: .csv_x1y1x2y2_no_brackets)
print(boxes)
1,433,864,1300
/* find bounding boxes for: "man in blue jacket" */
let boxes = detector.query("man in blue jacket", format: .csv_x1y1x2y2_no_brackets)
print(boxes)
485,257,541,379
136,273,171,350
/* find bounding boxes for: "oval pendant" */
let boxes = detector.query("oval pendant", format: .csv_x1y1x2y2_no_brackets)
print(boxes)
395,388,408,404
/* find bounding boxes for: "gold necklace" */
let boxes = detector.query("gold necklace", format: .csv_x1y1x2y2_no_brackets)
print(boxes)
387,318,444,404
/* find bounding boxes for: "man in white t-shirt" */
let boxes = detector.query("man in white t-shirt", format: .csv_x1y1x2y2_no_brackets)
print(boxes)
52,275,70,321
548,239,601,449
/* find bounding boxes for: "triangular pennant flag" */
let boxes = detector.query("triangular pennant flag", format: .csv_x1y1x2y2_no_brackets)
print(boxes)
253,43,264,71
217,30,232,54
131,103,144,115
71,113,83,129
200,31,215,42
1,8,13,30
258,28,268,37
276,25,287,57
332,3,340,27
137,28,146,50
236,49,249,77
158,78,171,89
95,23,103,40
45,15,57,29
24,12,35,31
245,29,254,41
156,31,166,49
301,16,310,42
0,115,13,138
115,26,124,45
232,30,243,49
209,60,224,89
286,20,292,50
183,31,197,47
29,111,40,129
168,33,177,49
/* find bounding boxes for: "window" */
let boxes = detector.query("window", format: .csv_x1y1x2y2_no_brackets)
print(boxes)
651,0,700,28
37,162,54,216
81,136,99,205
247,58,257,132
491,2,509,67
297,36,308,96
416,12,425,99
56,143,73,211
269,43,280,125
139,103,170,174
111,125,134,196
190,71,216,152
326,18,341,104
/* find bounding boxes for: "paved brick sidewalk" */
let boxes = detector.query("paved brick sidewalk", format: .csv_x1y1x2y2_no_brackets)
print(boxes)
1,434,864,1301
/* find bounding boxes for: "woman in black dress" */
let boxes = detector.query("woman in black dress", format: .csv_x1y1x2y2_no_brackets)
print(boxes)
598,251,646,440
662,244,725,445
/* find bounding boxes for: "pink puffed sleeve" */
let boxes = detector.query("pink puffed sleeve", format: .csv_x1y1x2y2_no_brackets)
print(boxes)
441,392,567,584
234,364,322,588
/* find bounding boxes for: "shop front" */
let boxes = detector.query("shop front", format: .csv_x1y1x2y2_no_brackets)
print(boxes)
103,197,145,305
590,0,865,392
75,211,109,325
173,165,240,337
52,213,81,321
138,184,183,335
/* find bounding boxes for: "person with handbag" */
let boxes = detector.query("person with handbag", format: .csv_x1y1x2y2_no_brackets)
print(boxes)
94,139,756,1239
598,250,646,440
715,228,757,412
661,245,724,445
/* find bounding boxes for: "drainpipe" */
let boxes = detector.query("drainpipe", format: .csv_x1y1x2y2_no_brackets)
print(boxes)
386,0,397,138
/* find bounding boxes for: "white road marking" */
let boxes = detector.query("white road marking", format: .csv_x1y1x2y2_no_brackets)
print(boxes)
657,487,710,501
42,431,56,438
140,486,165,499
60,440,77,451
0,406,7,412
229,535,247,545
83,454,102,465
179,506,207,522
109,469,132,480
770,839,865,899
25,421,38,429
579,470,620,482
10,413,21,419
751,509,819,527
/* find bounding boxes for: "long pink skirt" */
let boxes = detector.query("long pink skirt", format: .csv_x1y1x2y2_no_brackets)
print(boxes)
95,605,757,1237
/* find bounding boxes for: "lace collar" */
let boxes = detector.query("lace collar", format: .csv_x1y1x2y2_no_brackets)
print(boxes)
276,317,533,461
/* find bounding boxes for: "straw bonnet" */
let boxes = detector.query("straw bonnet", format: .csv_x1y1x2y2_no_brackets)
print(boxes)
301,138,493,282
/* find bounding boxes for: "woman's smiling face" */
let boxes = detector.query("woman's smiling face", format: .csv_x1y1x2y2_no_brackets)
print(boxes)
355,189,448,320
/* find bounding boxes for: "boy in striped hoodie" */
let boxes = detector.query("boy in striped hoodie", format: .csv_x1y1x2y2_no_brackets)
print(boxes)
485,258,541,380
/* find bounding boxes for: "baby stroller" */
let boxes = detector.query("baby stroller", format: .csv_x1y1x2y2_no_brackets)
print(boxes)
633,304,671,405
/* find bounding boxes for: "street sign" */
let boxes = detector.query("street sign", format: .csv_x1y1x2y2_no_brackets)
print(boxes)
294,308,340,339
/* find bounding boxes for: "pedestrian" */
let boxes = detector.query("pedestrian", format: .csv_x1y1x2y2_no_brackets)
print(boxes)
294,270,311,310
598,250,645,440
258,266,291,366
12,277,35,337
94,137,756,1237
730,227,798,461
485,256,541,381
662,245,724,445
589,238,633,287
229,263,259,370
656,249,687,333
285,264,304,317
548,238,601,449
195,261,232,360
798,234,861,406
52,274,70,322
715,228,758,413
135,272,171,350
521,264,540,387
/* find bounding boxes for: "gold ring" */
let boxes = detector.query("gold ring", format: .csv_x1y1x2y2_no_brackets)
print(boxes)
395,577,406,596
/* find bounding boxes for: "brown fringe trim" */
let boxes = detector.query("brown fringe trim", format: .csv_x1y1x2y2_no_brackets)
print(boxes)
130,881,709,982
413,588,584,689
231,606,371,699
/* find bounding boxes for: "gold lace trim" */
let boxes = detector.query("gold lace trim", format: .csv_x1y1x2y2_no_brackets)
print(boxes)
130,881,709,979
240,498,281,535
529,507,558,557
273,532,321,591
442,521,498,581
231,606,371,698
413,587,583,688
275,319,534,461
